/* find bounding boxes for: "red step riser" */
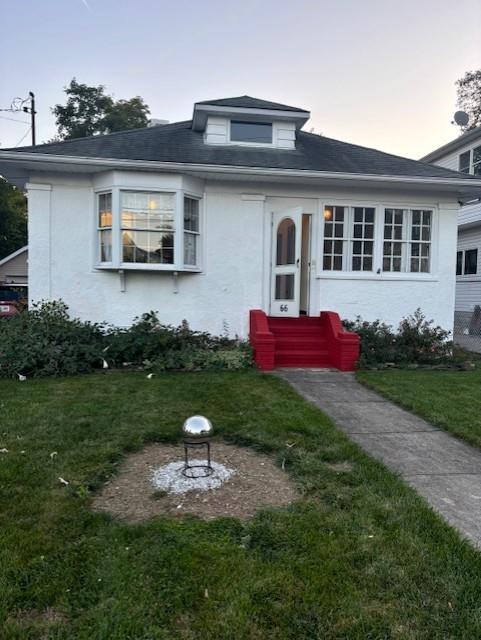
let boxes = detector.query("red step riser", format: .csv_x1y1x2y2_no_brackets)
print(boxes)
274,340,328,350
276,358,332,367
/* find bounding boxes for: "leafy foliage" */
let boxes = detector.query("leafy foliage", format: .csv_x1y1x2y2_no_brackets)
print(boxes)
0,177,27,259
53,78,150,140
344,309,452,367
0,302,251,378
456,69,481,131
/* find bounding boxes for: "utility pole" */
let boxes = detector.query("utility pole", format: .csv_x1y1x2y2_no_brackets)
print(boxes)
22,92,36,145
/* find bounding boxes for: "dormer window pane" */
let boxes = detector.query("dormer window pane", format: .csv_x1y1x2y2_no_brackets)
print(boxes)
230,121,272,144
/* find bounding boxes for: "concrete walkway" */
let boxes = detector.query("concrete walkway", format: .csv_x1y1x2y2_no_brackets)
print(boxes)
277,368,481,549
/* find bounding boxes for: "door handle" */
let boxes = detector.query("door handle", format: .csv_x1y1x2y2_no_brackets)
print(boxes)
296,258,300,268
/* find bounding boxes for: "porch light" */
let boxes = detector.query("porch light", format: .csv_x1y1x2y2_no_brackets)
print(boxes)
323,208,333,221
182,415,214,478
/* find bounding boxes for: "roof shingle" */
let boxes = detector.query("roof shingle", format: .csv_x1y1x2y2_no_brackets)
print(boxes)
8,119,476,180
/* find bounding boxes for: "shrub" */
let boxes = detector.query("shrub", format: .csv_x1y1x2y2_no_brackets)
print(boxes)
0,303,252,378
344,309,452,368
0,300,105,378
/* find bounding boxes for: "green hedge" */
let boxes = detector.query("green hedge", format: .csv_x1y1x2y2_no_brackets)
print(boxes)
0,301,252,378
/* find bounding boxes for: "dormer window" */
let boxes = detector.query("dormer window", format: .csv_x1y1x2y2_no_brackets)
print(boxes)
230,120,273,144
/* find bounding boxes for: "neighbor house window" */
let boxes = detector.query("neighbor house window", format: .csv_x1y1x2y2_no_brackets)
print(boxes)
456,251,463,276
459,151,471,174
382,209,432,273
458,146,481,175
121,191,175,264
183,197,200,266
473,145,481,176
323,206,375,271
457,248,478,275
230,121,272,144
98,192,112,263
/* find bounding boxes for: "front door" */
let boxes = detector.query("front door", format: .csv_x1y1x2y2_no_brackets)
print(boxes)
270,208,302,317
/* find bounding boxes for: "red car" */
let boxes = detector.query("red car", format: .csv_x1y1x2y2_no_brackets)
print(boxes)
0,300,19,317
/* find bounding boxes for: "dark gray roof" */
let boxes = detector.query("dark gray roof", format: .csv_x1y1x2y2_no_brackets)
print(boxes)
8,119,477,180
194,95,308,113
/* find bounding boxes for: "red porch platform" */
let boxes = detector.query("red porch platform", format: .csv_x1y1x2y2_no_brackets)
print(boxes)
249,310,360,372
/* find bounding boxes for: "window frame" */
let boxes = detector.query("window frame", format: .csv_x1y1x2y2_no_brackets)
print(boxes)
317,199,439,281
94,186,203,272
458,146,481,176
97,191,113,265
228,119,274,147
457,247,478,277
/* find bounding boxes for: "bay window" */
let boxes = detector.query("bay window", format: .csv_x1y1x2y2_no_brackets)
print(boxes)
96,189,201,270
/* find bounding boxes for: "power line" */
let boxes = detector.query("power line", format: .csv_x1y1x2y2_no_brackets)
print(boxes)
14,127,32,147
0,115,30,124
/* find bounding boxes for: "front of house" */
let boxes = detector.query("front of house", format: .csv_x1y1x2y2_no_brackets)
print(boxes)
1,96,480,369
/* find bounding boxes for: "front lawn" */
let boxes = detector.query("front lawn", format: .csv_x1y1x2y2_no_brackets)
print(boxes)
2,371,481,639
357,366,481,450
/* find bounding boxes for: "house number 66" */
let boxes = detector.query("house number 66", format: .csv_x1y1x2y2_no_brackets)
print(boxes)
280,304,288,312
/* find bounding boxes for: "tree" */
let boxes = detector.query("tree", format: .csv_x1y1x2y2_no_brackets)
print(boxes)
52,79,150,140
0,178,27,260
456,69,481,132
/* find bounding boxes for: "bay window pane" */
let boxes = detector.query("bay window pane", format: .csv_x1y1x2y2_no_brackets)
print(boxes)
184,232,197,266
122,230,174,264
184,197,199,232
98,193,112,228
100,229,112,262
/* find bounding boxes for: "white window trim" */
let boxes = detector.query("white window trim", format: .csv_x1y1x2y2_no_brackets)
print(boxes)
316,199,439,281
457,246,479,278
93,186,203,272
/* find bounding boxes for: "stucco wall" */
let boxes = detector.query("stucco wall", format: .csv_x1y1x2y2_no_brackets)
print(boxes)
27,173,459,337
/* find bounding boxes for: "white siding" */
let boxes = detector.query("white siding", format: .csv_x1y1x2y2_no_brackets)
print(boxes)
0,249,28,285
455,225,481,312
204,116,229,145
204,117,296,149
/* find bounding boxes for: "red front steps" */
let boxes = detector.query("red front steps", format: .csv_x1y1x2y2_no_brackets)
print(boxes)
249,310,359,372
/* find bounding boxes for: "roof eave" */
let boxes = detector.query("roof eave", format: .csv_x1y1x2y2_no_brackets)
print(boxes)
192,104,311,131
1,151,480,199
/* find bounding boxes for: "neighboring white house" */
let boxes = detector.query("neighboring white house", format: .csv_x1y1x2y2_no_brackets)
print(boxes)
0,96,480,369
421,126,481,341
0,245,28,288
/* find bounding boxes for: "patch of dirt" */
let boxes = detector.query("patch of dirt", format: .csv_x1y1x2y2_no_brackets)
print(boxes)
91,441,298,522
7,607,68,638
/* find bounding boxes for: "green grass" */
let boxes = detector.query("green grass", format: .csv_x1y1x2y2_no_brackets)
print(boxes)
357,366,481,450
2,371,481,639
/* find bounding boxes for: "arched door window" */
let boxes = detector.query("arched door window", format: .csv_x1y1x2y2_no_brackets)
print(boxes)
276,218,296,265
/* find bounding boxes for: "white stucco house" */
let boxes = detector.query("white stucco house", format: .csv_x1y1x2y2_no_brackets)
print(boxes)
1,96,480,370
421,126,481,344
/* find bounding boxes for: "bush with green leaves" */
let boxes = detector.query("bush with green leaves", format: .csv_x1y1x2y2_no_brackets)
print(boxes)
344,309,452,368
0,300,105,378
0,302,252,378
